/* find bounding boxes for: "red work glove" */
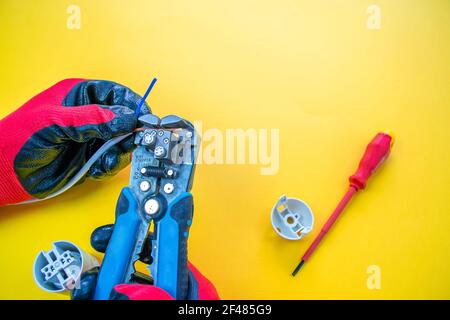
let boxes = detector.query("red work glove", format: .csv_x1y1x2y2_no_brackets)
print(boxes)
112,263,219,300
0,79,150,206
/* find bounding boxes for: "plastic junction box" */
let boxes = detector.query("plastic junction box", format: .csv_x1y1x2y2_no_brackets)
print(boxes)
33,240,99,293
271,195,314,240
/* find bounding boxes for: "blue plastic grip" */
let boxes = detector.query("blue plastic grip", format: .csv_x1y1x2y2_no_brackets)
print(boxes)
93,187,141,300
153,192,193,300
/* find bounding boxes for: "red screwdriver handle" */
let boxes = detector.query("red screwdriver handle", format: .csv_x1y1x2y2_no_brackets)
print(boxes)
349,132,393,191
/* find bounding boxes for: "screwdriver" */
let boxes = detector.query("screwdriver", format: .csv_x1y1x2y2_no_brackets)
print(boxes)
292,132,394,276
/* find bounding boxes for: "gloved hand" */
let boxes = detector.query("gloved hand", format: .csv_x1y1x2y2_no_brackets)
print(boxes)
0,79,150,206
72,224,220,300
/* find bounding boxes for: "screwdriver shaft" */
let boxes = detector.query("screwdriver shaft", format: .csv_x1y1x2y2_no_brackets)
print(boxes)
292,186,357,276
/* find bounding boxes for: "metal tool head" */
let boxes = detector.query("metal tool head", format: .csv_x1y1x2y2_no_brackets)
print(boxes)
136,115,197,165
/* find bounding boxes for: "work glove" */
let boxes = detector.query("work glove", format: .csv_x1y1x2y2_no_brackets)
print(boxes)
72,224,220,300
0,79,150,206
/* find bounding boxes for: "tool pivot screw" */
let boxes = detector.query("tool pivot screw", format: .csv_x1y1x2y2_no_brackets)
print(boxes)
144,133,153,144
167,169,174,177
164,183,174,194
144,199,160,215
140,181,151,192
163,138,170,144
154,146,166,157
158,130,164,136
140,168,147,174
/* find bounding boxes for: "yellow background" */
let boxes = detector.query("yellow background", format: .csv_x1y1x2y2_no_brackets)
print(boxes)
0,0,449,299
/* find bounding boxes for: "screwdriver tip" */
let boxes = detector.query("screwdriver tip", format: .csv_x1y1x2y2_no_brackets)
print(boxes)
292,260,305,277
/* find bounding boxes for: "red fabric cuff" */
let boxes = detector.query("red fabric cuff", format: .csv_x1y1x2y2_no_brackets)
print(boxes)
114,284,174,300
188,262,220,300
0,145,31,206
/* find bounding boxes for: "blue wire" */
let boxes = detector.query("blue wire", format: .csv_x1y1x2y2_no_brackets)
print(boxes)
135,77,158,118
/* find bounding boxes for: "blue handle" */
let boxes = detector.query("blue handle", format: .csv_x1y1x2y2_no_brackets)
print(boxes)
93,187,142,300
151,192,193,300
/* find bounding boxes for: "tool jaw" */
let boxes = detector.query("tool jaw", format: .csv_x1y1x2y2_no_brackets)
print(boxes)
131,114,198,219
